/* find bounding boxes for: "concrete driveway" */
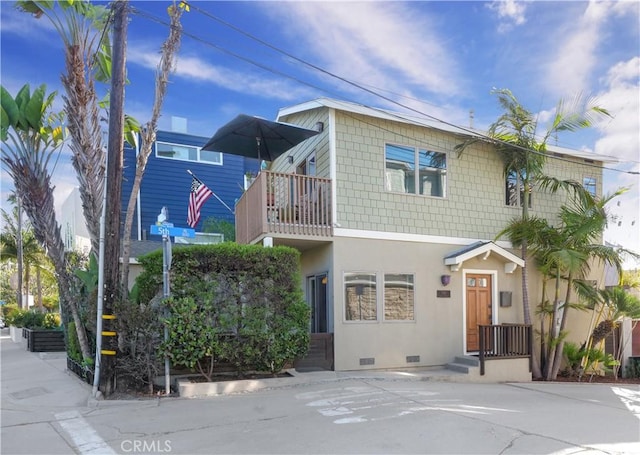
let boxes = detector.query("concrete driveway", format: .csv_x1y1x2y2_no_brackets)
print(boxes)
2,334,639,454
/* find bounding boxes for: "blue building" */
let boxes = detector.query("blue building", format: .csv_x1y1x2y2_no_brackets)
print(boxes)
121,126,260,241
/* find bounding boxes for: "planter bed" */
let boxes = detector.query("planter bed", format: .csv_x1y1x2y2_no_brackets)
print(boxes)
24,328,65,352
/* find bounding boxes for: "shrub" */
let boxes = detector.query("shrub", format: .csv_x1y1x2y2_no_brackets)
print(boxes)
4,307,26,326
160,296,219,381
8,309,49,329
2,303,19,319
138,243,310,379
114,298,164,394
66,322,82,363
43,313,61,329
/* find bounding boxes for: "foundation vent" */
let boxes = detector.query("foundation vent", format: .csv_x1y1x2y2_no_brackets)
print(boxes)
359,357,375,366
406,355,420,363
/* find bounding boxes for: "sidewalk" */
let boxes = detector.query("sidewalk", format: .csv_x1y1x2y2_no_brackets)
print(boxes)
1,332,94,454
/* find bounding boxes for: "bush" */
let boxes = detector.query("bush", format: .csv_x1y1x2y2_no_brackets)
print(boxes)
139,243,310,379
66,322,82,363
6,309,55,329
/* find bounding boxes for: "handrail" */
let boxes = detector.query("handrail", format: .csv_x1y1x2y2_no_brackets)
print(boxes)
478,324,532,375
236,171,333,243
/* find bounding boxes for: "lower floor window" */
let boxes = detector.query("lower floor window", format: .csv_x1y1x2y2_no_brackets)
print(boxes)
344,272,415,322
344,273,377,321
384,274,415,321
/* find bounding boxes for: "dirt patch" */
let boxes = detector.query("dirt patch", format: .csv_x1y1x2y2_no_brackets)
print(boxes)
536,375,640,384
188,372,293,383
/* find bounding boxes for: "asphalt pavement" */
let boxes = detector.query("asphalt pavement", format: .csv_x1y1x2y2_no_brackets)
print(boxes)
2,330,639,455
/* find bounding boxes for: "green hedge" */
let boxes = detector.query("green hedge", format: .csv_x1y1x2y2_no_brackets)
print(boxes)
136,243,309,380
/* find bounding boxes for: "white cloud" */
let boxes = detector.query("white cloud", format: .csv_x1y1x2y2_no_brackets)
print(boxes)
544,1,639,99
486,0,527,32
258,2,461,98
595,57,640,168
595,57,640,266
126,46,315,102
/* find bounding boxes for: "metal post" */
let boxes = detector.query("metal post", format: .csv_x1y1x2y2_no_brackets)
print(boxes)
162,231,171,395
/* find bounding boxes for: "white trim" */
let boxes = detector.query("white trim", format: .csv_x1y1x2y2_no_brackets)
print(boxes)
333,227,514,249
462,269,499,356
329,109,338,228
444,242,525,269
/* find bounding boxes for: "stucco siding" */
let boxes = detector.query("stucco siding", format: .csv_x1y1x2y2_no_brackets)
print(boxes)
331,236,524,371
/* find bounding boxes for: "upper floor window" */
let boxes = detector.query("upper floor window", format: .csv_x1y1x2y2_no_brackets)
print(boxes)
506,169,531,208
583,176,596,196
385,144,447,197
156,141,222,165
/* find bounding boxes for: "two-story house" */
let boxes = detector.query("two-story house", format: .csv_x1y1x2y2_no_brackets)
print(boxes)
235,98,617,379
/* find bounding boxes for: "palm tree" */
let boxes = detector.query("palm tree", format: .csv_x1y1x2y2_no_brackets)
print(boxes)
543,189,631,379
1,83,92,361
17,0,110,257
459,88,611,378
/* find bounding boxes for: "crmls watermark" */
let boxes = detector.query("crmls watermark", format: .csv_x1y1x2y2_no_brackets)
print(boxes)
120,439,172,453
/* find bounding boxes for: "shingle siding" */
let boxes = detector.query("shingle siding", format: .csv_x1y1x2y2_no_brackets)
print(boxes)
279,108,603,241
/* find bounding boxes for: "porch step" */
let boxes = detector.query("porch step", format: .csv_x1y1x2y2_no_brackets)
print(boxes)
446,356,480,374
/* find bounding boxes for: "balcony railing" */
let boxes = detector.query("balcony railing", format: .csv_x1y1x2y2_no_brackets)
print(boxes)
236,171,333,244
478,324,532,375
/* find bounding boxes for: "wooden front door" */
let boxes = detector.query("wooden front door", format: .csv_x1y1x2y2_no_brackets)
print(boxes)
466,273,493,352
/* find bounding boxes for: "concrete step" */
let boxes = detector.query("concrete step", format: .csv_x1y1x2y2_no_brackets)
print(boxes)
453,355,480,367
446,362,472,374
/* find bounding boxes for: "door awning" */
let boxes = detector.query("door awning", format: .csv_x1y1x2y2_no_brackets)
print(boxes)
444,241,524,273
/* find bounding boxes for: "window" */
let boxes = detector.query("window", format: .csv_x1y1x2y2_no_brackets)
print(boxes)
385,144,446,197
156,141,222,165
506,169,531,207
344,273,377,321
384,274,414,321
583,176,596,196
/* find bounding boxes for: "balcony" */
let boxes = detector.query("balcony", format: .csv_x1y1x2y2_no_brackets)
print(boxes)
235,171,333,245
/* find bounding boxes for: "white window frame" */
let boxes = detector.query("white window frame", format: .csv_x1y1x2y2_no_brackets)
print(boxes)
383,273,415,322
343,271,379,323
155,141,223,165
384,144,447,198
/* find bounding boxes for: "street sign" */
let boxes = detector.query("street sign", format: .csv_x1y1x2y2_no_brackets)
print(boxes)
150,224,195,238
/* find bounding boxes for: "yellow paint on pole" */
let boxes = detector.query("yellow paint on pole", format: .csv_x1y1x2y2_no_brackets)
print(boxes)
100,350,117,356
102,314,116,320
101,331,117,337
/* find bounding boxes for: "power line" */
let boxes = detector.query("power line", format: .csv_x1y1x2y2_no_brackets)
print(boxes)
131,4,640,176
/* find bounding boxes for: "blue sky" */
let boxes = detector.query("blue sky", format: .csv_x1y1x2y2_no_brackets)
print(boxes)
1,1,639,267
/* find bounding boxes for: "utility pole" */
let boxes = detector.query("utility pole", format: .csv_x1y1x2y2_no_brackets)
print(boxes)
99,0,128,396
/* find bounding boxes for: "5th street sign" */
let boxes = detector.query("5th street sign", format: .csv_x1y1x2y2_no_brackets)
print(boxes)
150,224,195,238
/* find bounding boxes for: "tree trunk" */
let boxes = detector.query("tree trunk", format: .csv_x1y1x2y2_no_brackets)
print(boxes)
549,275,574,379
16,196,23,309
521,242,543,379
36,267,43,312
61,36,106,258
120,4,184,298
543,268,562,378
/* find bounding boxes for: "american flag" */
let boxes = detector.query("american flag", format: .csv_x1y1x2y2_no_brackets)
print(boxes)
187,176,213,228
